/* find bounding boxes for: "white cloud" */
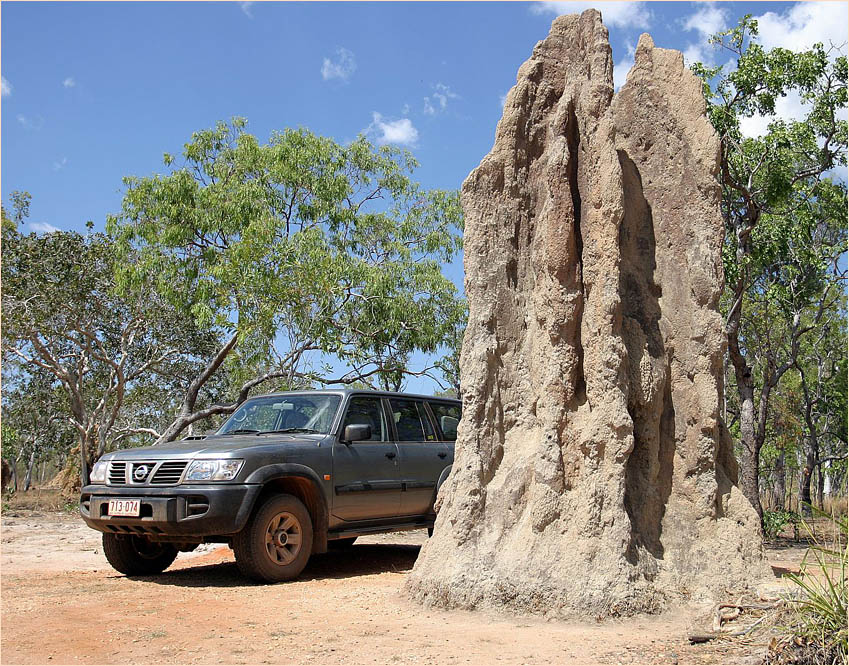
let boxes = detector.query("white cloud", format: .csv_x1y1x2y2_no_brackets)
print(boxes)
30,222,60,234
53,157,68,171
680,5,729,66
682,43,709,67
613,42,635,91
239,2,254,18
62,77,76,88
755,1,848,54
531,2,650,29
321,48,356,82
423,83,458,115
739,90,809,138
1,76,10,97
16,114,43,130
730,3,848,138
367,112,419,146
682,5,728,40
499,91,509,108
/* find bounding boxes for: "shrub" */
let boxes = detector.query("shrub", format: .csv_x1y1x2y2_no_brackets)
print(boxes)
763,510,800,541
782,508,847,664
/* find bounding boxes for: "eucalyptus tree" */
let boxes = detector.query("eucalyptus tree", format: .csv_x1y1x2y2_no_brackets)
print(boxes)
107,119,464,443
794,298,848,514
1,212,221,486
693,17,848,520
0,370,74,490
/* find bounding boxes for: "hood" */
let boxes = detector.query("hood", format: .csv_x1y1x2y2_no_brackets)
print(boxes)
103,433,326,460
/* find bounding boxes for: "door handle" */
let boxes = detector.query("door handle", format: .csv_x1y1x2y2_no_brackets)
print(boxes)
438,452,447,459
385,451,397,459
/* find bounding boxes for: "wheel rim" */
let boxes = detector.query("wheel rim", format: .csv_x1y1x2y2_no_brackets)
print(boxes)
264,511,303,565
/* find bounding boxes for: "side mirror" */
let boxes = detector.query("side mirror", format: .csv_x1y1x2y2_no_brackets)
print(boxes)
343,424,371,443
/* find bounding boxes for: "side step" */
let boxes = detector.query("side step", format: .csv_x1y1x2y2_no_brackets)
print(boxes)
328,520,432,540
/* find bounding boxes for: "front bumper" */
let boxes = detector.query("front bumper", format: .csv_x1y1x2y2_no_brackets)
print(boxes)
80,483,261,538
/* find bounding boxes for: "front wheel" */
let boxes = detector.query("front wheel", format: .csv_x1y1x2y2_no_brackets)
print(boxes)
233,494,313,582
102,534,178,575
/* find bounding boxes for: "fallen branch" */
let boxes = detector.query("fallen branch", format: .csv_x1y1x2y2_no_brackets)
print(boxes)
690,598,783,644
689,615,770,644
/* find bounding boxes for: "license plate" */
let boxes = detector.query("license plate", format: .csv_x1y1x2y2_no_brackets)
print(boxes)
108,499,141,517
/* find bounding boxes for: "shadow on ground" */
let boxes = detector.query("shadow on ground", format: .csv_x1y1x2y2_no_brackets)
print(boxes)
124,543,422,588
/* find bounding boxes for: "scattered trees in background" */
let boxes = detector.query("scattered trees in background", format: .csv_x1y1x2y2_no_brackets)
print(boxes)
693,15,848,523
2,122,465,489
1,22,846,513
1,202,224,486
106,120,464,445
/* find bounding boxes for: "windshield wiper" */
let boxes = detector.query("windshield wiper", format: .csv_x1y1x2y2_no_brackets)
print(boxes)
226,428,260,435
256,428,321,435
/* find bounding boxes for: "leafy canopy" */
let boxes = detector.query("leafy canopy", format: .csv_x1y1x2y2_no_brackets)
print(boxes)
107,119,464,386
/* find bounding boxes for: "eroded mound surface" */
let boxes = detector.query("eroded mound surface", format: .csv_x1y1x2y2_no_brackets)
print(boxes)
406,10,767,618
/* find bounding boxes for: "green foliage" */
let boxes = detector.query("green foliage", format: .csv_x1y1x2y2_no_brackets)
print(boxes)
693,15,848,519
762,511,801,541
696,16,847,288
763,510,796,541
107,119,464,394
1,207,223,473
784,508,848,664
1,190,32,231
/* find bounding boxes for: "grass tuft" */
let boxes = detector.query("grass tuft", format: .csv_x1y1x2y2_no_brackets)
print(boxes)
772,506,847,665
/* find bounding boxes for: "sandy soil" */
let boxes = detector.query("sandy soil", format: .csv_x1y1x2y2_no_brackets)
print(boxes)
1,510,800,665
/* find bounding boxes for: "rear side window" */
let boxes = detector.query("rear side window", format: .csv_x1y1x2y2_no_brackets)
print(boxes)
429,402,461,441
389,399,435,442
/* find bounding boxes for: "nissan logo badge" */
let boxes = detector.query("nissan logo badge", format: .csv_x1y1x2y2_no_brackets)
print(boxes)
133,465,149,481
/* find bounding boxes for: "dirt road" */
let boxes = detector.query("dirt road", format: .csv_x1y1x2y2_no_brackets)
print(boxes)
2,510,799,664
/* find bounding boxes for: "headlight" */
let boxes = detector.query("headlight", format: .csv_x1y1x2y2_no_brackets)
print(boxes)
184,459,243,481
89,460,109,484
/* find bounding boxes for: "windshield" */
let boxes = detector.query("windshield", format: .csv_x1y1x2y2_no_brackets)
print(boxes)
217,394,342,435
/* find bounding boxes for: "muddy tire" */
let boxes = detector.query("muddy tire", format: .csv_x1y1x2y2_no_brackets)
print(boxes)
233,494,313,583
102,533,178,575
328,537,357,549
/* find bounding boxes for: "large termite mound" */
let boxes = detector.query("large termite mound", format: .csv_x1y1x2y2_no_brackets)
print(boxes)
406,10,768,618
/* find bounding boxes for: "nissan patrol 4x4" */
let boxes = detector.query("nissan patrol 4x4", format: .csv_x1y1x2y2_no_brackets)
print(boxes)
80,389,460,582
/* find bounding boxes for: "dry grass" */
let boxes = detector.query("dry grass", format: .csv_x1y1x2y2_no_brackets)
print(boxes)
824,495,848,518
2,487,77,514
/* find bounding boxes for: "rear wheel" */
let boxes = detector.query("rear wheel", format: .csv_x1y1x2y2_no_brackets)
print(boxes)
102,534,178,575
233,494,313,582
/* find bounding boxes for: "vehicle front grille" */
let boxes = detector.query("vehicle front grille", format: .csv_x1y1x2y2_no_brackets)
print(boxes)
106,460,189,486
151,461,189,485
108,461,127,485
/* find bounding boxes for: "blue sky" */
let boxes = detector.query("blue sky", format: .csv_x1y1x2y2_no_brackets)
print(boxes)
2,1,847,393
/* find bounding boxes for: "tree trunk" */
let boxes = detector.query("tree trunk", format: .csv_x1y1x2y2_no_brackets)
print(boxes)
1,458,11,490
10,456,19,491
798,441,816,517
815,464,825,511
772,447,786,511
23,450,36,491
735,376,762,521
